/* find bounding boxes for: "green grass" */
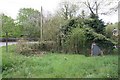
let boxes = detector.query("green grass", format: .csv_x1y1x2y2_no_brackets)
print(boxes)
0,46,2,80
1,45,118,78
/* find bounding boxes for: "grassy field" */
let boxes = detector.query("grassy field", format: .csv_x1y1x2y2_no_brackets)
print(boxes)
0,46,2,80
1,45,118,78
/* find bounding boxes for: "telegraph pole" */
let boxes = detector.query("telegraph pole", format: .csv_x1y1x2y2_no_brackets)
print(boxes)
40,6,43,41
38,6,43,54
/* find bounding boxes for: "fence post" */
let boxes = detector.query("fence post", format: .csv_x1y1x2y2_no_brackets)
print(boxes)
6,32,8,53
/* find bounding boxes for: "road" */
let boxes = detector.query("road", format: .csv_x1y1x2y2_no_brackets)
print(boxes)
0,42,38,47
0,42,17,47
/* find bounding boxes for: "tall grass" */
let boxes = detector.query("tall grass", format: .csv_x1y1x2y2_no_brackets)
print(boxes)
1,45,118,78
0,45,2,79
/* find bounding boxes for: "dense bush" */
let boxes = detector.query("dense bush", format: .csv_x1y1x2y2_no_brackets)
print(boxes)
16,39,56,55
64,27,86,54
38,41,56,52
84,14,106,35
84,27,116,54
16,39,33,55
59,17,116,54
61,15,106,35
61,18,85,35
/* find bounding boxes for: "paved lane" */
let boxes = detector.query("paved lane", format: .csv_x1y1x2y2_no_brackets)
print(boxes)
0,42,17,47
0,42,38,47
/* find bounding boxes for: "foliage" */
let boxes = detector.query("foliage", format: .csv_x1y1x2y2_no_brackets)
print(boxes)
38,41,56,52
43,15,66,41
84,14,106,34
84,27,116,53
60,17,114,54
61,16,105,35
1,46,118,78
12,24,23,38
16,38,56,55
64,27,86,53
0,14,23,38
1,14,15,37
17,8,41,38
105,23,118,38
16,39,33,55
17,8,40,24
61,18,84,35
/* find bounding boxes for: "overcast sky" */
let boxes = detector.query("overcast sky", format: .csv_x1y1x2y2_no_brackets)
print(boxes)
0,0,118,23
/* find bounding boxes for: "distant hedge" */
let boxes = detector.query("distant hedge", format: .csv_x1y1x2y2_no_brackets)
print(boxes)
0,38,18,42
0,38,39,42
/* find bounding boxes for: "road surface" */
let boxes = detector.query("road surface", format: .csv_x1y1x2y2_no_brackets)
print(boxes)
0,42,38,47
0,42,17,47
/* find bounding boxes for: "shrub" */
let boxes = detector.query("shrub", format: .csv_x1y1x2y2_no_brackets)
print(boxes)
59,17,115,54
16,38,33,55
38,41,56,52
84,14,106,34
16,39,56,55
64,27,86,54
64,26,116,54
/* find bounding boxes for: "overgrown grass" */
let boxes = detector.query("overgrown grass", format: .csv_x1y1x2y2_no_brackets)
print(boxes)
1,45,118,78
0,45,2,80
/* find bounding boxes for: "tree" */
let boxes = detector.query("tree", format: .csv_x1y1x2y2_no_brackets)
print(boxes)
105,23,118,38
17,8,40,24
17,8,41,38
58,1,79,20
79,0,118,16
60,17,115,53
43,14,66,41
84,14,106,34
13,24,23,38
65,27,86,53
1,14,15,37
105,23,118,42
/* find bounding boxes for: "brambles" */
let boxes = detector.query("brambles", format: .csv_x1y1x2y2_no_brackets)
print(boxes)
16,39,56,55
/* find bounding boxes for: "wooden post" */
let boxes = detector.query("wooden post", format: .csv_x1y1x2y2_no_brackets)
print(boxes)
6,32,8,53
39,6,43,54
40,6,43,41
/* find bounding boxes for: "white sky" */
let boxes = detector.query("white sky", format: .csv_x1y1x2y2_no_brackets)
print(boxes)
0,0,118,23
